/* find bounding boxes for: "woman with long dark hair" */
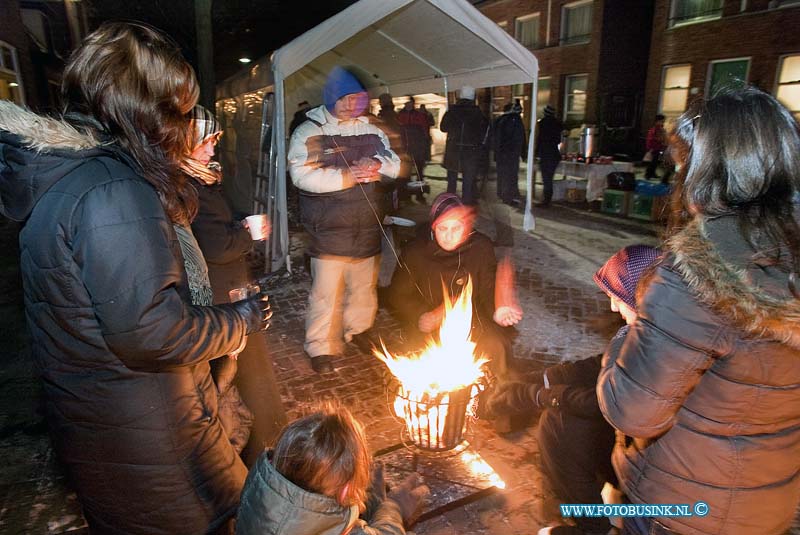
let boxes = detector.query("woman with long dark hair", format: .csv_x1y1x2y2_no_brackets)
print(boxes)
598,86,800,535
0,22,270,534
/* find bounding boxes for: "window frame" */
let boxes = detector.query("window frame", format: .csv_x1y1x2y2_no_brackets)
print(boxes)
668,0,723,29
515,12,541,49
0,41,24,105
563,73,588,124
560,0,593,46
705,56,751,96
775,53,800,118
658,64,692,119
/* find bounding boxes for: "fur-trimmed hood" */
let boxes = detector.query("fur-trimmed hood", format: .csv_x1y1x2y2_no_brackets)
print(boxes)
666,215,800,349
0,100,106,221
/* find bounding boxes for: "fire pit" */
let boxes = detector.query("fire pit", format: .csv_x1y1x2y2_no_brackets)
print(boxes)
394,383,478,451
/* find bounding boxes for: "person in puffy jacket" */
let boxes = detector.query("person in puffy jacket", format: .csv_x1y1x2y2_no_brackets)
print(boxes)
487,245,661,535
0,22,270,534
237,403,430,535
598,86,800,535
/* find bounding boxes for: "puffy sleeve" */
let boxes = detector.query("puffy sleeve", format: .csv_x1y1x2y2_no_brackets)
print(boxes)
597,263,730,438
71,175,247,371
288,121,350,193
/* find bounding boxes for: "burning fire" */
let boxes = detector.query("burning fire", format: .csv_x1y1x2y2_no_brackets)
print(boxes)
376,277,489,450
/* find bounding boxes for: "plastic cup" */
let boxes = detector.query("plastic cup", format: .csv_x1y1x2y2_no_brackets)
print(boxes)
228,283,260,303
245,214,268,240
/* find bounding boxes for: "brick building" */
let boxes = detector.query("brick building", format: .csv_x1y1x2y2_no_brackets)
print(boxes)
643,0,800,133
474,0,655,157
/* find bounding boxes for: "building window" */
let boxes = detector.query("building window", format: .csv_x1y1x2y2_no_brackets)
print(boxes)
537,77,551,118
669,0,723,27
776,54,800,120
0,42,23,105
560,1,592,46
707,57,749,96
515,13,540,49
564,74,588,123
659,65,691,120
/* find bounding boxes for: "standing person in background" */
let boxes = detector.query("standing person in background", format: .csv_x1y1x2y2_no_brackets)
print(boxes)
493,102,526,206
534,105,563,207
440,86,489,205
0,22,271,534
419,103,435,162
187,105,287,467
398,96,429,203
288,67,400,373
289,100,312,137
598,87,800,535
644,114,667,181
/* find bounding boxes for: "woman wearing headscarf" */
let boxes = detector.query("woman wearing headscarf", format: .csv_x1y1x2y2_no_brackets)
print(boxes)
186,105,287,466
0,22,271,534
598,86,800,535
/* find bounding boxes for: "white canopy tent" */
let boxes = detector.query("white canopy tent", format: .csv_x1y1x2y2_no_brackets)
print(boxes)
264,0,539,272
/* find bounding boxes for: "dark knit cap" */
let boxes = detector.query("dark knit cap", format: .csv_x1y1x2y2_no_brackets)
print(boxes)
323,67,366,112
430,192,464,226
593,245,661,311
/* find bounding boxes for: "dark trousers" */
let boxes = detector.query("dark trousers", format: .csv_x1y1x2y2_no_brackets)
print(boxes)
539,157,560,204
537,409,617,534
496,155,521,204
447,151,481,204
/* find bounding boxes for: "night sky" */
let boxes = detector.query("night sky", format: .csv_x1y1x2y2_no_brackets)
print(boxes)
86,0,360,82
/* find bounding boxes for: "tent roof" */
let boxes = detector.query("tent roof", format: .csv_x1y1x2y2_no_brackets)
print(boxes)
272,0,538,97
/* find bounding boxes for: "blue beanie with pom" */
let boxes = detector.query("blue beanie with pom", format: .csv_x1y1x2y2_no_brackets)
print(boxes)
324,67,366,112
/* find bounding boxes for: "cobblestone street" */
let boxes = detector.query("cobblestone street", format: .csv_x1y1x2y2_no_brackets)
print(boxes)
0,176,665,534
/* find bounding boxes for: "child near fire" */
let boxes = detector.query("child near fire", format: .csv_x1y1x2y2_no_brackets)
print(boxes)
486,244,661,535
236,403,430,535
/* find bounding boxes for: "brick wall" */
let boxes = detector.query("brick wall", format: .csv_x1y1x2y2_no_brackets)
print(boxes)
643,0,800,132
0,0,38,108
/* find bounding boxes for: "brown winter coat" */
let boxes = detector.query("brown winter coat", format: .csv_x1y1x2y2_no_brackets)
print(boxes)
598,215,800,535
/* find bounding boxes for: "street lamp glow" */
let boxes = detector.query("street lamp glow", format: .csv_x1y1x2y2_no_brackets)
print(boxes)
238,57,251,64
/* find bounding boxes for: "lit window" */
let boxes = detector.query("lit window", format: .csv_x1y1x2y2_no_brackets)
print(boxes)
537,77,551,117
515,13,540,49
659,65,691,121
564,74,588,123
776,54,800,120
0,42,23,105
669,0,723,28
561,1,592,46
707,58,749,96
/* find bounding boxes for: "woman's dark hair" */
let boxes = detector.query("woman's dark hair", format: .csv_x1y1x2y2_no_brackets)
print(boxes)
667,86,800,273
61,21,200,225
272,402,371,511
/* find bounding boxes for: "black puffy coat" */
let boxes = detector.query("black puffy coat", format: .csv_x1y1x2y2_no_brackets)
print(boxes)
440,100,489,173
598,216,800,535
0,101,248,534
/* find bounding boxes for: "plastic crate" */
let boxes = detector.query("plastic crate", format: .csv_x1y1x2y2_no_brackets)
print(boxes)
601,189,632,216
629,193,669,221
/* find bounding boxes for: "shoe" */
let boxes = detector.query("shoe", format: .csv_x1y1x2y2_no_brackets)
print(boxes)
350,330,380,354
310,354,334,373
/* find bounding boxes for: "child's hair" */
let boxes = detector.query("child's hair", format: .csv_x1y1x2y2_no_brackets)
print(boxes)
272,402,372,511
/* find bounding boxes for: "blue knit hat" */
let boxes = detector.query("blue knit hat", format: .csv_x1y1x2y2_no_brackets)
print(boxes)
593,245,661,311
323,67,366,112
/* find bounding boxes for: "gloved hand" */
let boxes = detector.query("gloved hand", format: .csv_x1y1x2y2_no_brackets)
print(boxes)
387,472,430,527
486,381,548,415
363,461,388,520
231,290,272,334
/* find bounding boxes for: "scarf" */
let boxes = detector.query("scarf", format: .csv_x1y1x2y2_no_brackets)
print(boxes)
173,224,214,306
181,157,222,186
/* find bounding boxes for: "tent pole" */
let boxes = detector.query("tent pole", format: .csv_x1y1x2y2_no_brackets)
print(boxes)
523,76,538,232
443,77,449,109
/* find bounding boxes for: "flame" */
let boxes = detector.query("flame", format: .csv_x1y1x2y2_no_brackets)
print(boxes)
376,277,488,449
461,451,506,489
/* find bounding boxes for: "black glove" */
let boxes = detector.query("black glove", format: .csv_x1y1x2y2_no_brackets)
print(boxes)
486,381,549,415
231,290,272,334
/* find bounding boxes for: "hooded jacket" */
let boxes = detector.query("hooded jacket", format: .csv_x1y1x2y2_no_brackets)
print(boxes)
236,453,405,535
598,215,800,535
0,101,248,534
288,105,400,258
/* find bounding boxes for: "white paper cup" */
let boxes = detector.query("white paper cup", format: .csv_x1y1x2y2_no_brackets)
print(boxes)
228,283,260,303
246,214,268,240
